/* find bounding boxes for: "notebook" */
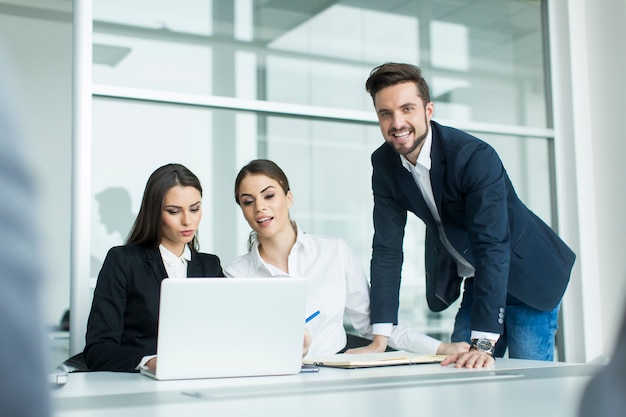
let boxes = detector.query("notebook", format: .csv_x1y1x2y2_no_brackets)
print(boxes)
140,277,308,380
303,351,449,369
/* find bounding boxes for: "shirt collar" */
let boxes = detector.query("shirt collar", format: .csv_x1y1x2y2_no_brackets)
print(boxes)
159,243,191,266
400,124,433,172
247,223,307,275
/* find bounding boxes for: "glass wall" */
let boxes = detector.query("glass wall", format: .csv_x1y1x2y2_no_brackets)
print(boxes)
89,0,553,341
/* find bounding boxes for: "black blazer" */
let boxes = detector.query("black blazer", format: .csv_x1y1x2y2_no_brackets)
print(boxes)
84,244,224,372
370,121,576,334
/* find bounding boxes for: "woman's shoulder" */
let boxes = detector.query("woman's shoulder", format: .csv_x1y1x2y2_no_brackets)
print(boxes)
302,232,345,246
223,252,253,277
194,251,222,263
104,243,151,259
300,233,351,255
98,244,156,275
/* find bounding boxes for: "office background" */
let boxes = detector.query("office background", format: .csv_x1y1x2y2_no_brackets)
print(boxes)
0,0,623,366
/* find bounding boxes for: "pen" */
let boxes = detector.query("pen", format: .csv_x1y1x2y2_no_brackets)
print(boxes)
305,310,320,323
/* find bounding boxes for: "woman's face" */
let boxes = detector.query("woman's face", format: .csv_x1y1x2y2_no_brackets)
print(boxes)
160,185,202,255
237,174,293,239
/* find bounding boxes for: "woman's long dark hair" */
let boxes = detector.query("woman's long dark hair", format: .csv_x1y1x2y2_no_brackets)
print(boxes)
126,163,203,252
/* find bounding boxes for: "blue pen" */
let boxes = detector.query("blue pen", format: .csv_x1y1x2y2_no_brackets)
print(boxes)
305,310,320,323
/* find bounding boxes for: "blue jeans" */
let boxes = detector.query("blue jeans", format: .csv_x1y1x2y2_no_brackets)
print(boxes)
450,278,560,360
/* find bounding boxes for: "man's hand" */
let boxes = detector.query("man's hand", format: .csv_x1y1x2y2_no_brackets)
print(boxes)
344,334,389,354
440,350,494,368
436,341,470,355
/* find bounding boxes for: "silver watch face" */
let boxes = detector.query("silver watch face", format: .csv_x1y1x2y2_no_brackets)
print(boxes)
474,338,493,352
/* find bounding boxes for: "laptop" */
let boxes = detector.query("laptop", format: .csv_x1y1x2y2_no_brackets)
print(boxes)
140,277,308,380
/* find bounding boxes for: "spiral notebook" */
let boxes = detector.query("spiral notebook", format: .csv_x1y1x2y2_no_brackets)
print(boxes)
141,277,308,380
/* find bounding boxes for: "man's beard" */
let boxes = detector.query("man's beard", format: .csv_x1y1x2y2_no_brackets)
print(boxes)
387,113,429,158
387,127,427,158
399,130,426,156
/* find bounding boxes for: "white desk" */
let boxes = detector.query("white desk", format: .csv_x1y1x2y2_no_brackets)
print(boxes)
52,359,600,417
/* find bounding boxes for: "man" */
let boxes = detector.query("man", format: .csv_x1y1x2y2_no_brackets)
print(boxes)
365,62,575,368
0,44,51,415
579,303,626,417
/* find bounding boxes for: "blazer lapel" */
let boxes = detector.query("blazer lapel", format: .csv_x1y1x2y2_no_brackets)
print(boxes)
144,247,167,283
393,157,436,228
430,126,446,214
187,253,203,277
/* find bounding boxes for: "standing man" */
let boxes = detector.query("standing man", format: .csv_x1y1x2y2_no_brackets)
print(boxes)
365,62,575,368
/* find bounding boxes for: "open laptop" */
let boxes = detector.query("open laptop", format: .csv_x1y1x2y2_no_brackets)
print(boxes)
140,277,308,380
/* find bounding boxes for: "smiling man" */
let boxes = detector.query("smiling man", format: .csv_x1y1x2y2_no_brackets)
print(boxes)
364,62,576,368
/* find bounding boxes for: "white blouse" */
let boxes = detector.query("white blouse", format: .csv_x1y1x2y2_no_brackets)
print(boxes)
224,227,441,358
159,244,191,279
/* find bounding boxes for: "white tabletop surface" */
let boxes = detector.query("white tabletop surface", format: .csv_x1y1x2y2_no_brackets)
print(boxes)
51,359,601,417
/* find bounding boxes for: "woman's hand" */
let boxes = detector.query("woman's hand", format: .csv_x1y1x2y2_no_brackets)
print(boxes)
303,329,311,357
145,357,158,373
344,334,389,354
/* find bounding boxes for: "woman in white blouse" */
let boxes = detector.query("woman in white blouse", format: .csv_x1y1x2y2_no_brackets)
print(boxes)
225,159,469,359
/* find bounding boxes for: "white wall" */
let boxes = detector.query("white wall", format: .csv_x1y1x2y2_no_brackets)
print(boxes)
551,0,626,362
584,0,626,357
0,13,72,328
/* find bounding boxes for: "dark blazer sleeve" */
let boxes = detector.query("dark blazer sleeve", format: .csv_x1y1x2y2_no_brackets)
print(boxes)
188,252,224,278
84,245,161,372
84,245,224,372
437,131,511,334
432,122,574,332
369,145,408,325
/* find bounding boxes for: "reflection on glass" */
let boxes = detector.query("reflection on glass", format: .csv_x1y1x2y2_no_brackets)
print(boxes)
90,0,553,340
90,187,136,277
90,99,214,278
92,0,547,127
93,0,213,35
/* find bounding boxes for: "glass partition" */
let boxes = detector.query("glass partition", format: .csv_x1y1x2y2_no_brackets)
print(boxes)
90,0,553,342
92,0,548,126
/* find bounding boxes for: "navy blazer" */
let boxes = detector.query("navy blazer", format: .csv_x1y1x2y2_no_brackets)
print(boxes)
84,244,224,372
370,121,576,334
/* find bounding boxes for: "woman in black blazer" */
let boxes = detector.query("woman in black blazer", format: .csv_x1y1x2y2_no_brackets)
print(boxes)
84,163,224,372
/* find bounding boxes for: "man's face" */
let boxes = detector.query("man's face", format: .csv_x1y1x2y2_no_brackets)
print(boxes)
374,81,433,165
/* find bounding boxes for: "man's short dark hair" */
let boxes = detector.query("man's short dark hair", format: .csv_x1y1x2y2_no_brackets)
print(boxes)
365,62,431,104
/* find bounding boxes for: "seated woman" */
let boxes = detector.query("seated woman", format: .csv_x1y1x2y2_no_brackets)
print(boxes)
84,163,224,372
225,159,470,359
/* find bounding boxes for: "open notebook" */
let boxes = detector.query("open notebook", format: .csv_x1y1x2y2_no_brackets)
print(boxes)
141,277,308,380
303,351,449,369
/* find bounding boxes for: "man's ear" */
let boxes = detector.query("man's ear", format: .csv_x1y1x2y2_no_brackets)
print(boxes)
425,101,434,120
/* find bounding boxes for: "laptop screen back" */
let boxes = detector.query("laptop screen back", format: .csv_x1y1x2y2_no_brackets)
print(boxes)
147,277,308,380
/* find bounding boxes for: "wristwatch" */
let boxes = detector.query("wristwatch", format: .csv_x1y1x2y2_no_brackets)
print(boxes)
470,338,495,356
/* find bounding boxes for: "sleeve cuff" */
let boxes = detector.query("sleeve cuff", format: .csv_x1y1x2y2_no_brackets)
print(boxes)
470,330,500,342
372,322,393,338
136,354,157,371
